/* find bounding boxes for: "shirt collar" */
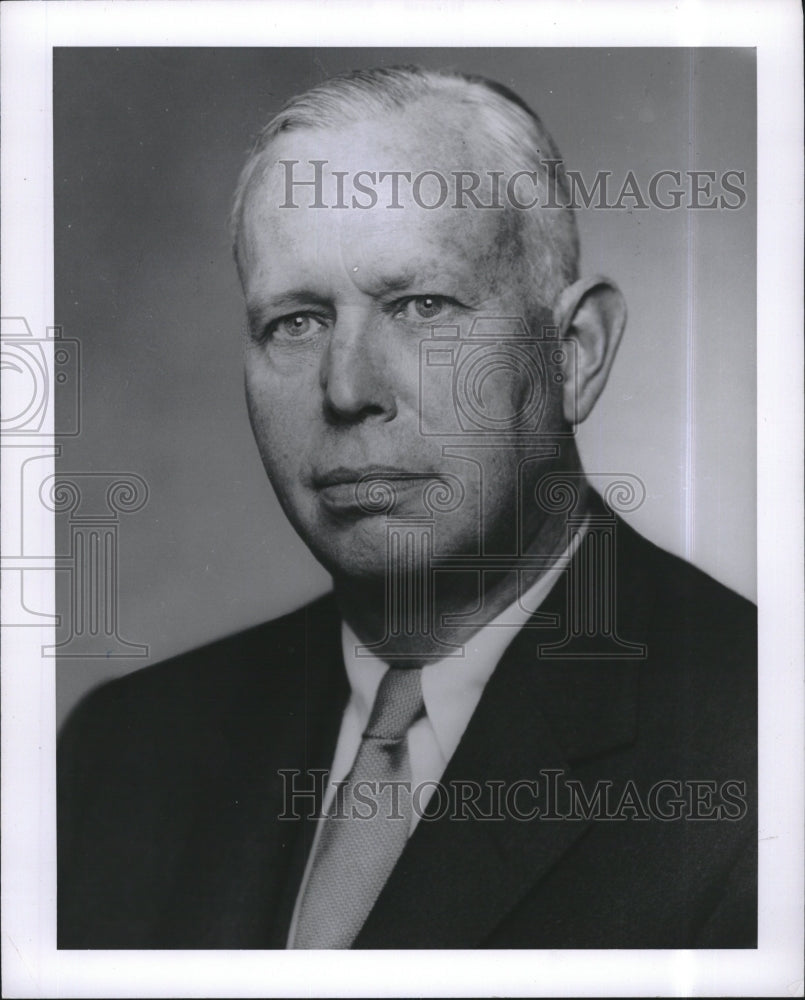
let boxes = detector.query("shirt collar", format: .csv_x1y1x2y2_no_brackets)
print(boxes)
340,522,587,763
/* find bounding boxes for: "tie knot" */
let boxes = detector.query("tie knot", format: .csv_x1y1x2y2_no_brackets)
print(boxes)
363,668,424,742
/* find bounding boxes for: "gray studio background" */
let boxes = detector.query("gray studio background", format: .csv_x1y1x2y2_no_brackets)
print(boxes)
54,48,756,727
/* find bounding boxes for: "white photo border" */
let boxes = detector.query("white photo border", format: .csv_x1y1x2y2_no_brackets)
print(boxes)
2,1,802,996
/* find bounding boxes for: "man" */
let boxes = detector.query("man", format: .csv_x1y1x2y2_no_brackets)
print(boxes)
58,66,756,949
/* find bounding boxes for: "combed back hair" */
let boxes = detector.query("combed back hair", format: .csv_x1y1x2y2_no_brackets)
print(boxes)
231,65,579,313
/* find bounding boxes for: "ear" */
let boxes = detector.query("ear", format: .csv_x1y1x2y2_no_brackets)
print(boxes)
554,276,627,425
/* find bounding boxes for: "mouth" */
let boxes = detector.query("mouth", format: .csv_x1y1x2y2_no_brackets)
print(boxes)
312,465,431,515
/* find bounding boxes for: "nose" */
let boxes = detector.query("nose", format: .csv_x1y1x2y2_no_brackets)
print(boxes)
320,309,397,424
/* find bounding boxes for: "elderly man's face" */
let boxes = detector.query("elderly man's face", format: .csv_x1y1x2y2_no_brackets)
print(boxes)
238,110,566,578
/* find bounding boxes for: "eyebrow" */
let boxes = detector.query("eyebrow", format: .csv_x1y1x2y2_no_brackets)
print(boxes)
369,270,419,294
367,263,462,295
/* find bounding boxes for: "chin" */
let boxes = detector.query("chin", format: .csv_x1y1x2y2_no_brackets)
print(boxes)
315,518,486,585
317,546,395,583
300,515,395,580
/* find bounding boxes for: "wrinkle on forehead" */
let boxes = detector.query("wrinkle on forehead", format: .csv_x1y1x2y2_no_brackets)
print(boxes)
243,197,526,309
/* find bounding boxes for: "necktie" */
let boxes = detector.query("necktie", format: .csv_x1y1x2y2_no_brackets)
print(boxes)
292,667,425,948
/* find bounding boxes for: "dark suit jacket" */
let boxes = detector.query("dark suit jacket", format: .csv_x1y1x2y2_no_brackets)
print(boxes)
58,514,757,949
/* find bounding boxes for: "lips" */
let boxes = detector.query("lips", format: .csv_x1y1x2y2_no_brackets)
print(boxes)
312,466,430,515
312,465,420,488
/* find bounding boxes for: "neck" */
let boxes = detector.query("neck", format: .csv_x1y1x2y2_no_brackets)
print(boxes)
335,461,591,668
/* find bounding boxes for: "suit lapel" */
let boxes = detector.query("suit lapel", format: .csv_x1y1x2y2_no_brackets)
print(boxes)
355,513,653,948
156,596,349,948
265,597,350,946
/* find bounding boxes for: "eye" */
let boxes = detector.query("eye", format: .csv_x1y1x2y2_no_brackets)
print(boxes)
393,295,459,323
412,296,445,319
265,312,327,342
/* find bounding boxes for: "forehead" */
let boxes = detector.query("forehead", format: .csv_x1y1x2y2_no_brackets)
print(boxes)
237,112,522,289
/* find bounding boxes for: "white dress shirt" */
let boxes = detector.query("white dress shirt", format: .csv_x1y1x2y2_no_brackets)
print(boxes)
286,526,586,946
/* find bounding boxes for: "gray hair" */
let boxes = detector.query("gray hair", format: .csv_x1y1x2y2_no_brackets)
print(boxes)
231,65,579,312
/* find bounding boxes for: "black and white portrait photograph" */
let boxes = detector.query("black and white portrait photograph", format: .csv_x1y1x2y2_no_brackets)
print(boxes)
1,2,802,997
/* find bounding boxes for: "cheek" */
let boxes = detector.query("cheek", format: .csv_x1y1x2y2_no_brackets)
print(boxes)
244,369,306,471
449,358,547,432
